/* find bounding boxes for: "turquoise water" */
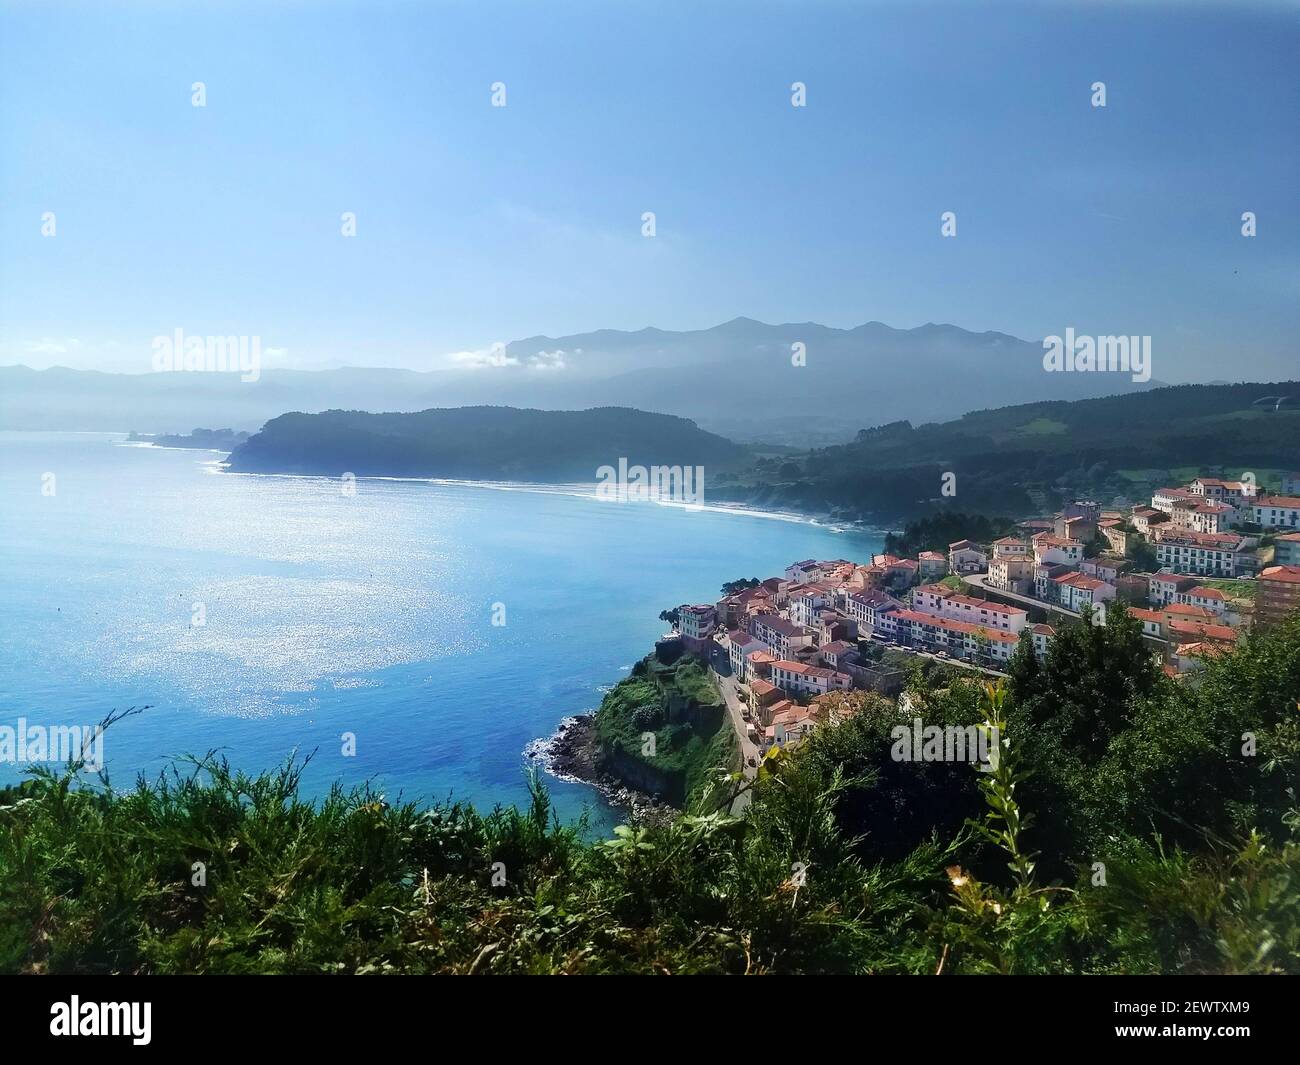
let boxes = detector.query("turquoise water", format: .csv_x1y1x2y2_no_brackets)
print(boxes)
0,432,882,826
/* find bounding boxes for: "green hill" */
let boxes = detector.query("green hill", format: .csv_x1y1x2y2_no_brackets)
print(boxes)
712,381,1300,521
226,405,750,481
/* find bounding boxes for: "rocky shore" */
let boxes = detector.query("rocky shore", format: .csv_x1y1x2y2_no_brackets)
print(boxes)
527,714,676,827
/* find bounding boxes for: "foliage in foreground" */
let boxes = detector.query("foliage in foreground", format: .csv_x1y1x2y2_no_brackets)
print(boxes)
1,617,1298,974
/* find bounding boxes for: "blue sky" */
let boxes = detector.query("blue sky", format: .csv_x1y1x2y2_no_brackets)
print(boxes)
1,0,1296,381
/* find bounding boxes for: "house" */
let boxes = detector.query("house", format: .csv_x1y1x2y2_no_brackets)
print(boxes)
917,551,948,580
1030,623,1056,660
768,659,853,698
1057,514,1098,543
1257,565,1300,626
748,614,814,659
1189,477,1249,504
988,553,1035,595
1114,571,1152,604
763,703,818,750
1034,562,1073,602
1130,506,1168,537
813,610,855,646
1063,500,1102,524
1250,495,1300,531
715,584,775,629
746,678,784,717
842,587,902,632
787,583,834,627
947,539,987,575
1129,607,1165,639
1148,572,1201,606
1175,585,1229,618
991,536,1029,560
890,608,1020,665
1080,557,1128,584
1016,518,1055,535
1166,618,1240,649
1032,534,1084,568
1172,642,1228,675
1275,531,1300,567
677,604,717,652
818,639,859,670
1052,571,1116,613
725,629,766,681
1151,487,1198,515
744,649,777,680
868,554,920,591
1171,498,1237,535
784,560,823,583
910,584,1028,634
1162,603,1219,626
1282,473,1300,496
1151,528,1256,577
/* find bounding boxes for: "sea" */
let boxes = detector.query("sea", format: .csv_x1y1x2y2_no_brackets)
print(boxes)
0,431,884,829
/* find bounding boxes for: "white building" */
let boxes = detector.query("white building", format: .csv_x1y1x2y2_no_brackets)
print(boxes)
748,614,815,659
947,539,988,575
911,584,1028,634
768,660,852,697
1251,495,1300,531
1152,528,1256,577
1032,534,1083,568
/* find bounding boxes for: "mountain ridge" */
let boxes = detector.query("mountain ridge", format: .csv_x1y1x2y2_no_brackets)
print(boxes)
2,316,1168,444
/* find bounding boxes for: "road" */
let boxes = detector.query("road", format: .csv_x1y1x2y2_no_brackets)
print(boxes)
709,651,759,815
961,573,1083,620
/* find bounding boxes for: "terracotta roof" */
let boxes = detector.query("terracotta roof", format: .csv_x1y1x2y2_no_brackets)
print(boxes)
1165,604,1216,619
1261,565,1300,584
1167,619,1239,642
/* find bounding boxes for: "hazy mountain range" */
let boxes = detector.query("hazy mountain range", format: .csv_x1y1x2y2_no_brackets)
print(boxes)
0,318,1165,444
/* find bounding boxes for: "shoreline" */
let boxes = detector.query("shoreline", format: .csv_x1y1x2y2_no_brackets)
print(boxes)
526,714,676,827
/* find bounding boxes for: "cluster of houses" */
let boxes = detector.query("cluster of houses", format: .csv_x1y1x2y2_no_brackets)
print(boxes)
668,471,1300,754
675,552,1046,752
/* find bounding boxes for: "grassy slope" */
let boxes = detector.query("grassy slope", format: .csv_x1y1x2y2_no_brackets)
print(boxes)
593,656,732,805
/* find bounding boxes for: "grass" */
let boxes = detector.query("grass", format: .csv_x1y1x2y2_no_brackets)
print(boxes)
1195,578,1257,602
593,655,730,805
2,673,1295,975
1013,417,1068,436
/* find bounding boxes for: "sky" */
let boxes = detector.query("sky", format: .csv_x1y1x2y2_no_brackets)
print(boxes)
1,0,1297,382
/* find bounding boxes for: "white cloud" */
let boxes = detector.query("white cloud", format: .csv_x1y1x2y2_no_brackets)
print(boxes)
528,349,567,372
445,346,520,370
